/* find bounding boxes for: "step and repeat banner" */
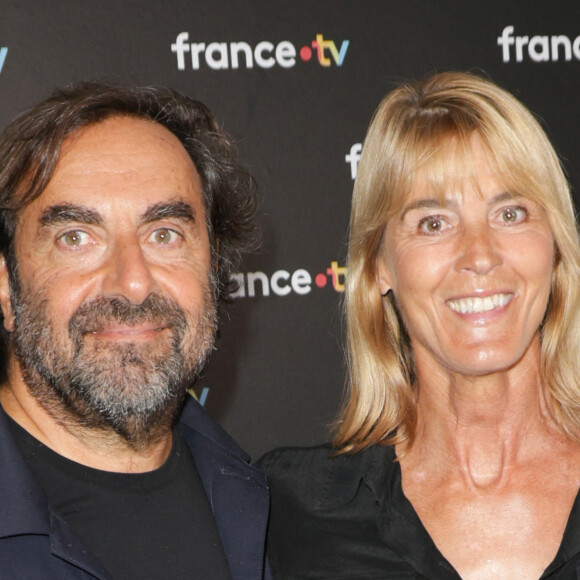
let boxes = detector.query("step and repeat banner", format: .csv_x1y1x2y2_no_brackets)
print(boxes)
1,1,579,459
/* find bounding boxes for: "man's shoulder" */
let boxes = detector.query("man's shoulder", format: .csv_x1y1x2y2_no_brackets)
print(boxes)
178,397,270,580
178,396,267,487
178,396,249,459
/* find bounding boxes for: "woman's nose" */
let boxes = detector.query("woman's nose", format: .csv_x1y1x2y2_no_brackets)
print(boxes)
454,225,502,276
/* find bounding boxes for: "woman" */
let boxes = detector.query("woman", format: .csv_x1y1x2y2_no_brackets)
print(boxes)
259,71,580,579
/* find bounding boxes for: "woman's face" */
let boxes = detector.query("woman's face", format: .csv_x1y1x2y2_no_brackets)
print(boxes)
376,137,554,377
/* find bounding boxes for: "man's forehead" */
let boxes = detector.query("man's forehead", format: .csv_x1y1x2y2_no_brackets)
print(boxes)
23,116,205,218
54,116,196,174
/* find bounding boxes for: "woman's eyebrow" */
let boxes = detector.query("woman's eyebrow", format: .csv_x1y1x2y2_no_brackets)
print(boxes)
400,197,458,220
488,191,518,205
400,191,519,220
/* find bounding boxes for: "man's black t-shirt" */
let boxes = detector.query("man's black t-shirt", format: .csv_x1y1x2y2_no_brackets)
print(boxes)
8,417,232,580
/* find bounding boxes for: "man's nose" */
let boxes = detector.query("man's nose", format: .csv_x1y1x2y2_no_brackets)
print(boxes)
454,224,503,276
101,237,158,304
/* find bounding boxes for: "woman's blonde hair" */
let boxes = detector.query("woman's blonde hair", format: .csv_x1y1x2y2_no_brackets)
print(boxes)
334,71,580,453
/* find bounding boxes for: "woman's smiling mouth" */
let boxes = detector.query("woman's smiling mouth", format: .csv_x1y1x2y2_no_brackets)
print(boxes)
446,293,514,314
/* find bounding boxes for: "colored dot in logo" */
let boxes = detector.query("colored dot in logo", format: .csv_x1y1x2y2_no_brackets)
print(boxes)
300,46,312,61
315,273,327,288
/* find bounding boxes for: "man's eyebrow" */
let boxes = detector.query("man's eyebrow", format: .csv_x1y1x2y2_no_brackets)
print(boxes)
39,204,103,227
140,201,197,225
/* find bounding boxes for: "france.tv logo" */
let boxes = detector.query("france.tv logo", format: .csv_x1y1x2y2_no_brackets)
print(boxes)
171,33,349,70
231,260,347,299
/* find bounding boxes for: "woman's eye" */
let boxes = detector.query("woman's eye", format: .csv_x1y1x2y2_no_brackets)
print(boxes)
500,206,527,224
418,216,447,234
151,228,180,245
59,230,90,247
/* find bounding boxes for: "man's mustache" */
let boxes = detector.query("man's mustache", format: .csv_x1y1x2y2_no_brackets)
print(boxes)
68,294,188,336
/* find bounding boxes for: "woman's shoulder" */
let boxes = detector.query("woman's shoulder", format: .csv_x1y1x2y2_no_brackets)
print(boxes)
257,443,400,579
258,444,334,479
259,441,396,469
257,442,396,509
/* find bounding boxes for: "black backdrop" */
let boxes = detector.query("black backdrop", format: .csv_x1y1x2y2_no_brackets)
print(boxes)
1,1,579,459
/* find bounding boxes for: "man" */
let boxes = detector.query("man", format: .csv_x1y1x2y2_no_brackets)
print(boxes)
0,83,269,579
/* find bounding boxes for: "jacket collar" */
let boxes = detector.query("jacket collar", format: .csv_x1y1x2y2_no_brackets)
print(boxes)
178,397,270,580
178,395,250,462
0,403,111,576
0,403,51,538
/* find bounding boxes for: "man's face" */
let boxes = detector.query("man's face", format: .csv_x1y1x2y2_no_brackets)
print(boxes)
1,116,216,446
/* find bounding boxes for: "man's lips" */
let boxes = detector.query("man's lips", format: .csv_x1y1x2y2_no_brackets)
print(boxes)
446,292,514,315
85,324,168,341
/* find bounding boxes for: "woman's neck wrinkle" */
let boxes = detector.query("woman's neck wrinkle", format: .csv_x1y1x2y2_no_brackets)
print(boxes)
453,431,514,489
411,397,535,489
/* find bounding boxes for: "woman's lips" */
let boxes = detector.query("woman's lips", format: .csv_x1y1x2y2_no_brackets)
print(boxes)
446,293,514,314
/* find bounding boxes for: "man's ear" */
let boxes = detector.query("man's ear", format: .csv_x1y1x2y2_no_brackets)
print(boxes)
0,256,14,332
376,257,392,296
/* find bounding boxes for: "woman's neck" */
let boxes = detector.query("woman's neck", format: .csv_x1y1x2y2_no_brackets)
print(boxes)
402,336,559,488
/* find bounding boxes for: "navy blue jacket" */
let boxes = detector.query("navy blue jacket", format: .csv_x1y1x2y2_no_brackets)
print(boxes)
0,397,270,579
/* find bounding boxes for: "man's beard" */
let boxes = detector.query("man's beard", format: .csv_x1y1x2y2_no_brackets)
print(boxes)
9,276,217,448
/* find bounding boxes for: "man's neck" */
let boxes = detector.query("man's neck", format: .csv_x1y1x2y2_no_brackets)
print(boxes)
0,377,173,474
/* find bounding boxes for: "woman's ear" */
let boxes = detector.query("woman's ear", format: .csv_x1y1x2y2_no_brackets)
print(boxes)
376,258,392,296
0,256,14,332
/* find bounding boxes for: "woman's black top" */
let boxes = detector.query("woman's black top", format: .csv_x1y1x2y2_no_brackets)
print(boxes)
258,444,580,579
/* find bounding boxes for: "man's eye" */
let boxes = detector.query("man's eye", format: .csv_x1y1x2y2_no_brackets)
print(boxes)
500,206,527,225
418,216,448,234
151,228,180,244
59,230,89,247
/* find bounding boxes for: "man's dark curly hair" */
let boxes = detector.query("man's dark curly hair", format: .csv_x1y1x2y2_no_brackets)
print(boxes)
0,82,257,372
